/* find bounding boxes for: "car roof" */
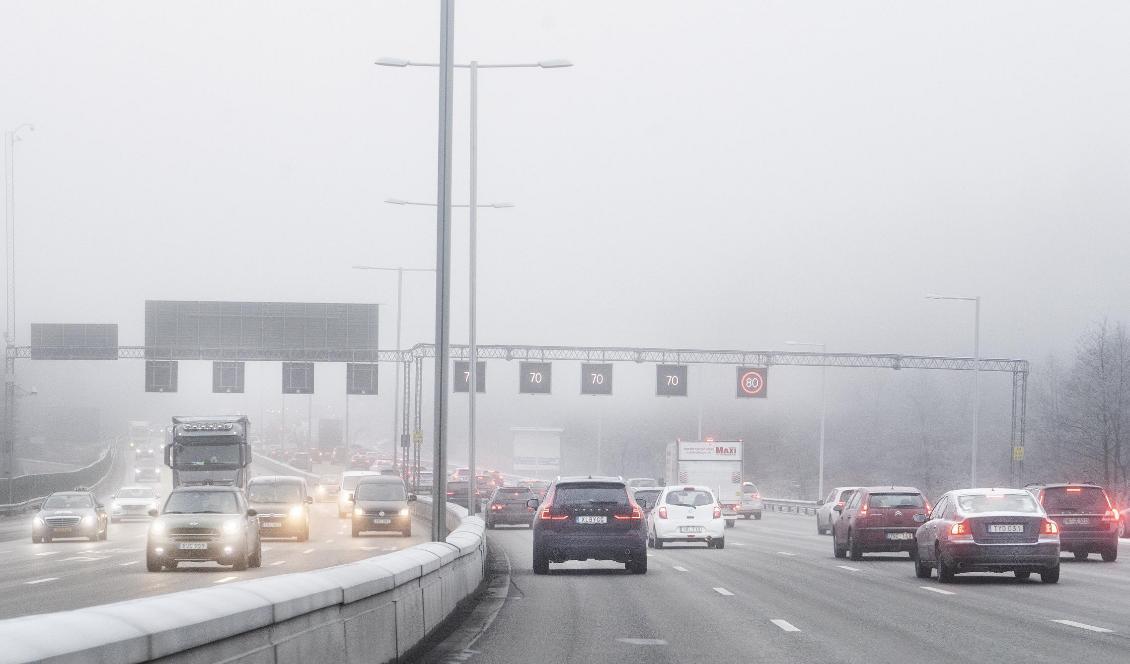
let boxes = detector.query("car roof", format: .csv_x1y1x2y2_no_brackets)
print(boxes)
117,485,157,491
947,487,1032,497
48,490,92,496
341,471,379,478
1026,482,1105,490
860,486,922,494
660,485,715,493
355,475,406,485
249,475,306,484
169,485,241,493
555,475,625,484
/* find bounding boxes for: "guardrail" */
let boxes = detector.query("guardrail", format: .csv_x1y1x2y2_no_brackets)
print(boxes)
763,498,820,516
0,494,485,664
0,445,118,515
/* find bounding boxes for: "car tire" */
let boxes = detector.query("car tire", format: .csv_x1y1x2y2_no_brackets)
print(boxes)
232,548,249,571
351,523,360,538
533,550,549,575
714,537,725,550
744,514,751,520
754,513,762,520
629,555,647,574
31,535,41,544
100,526,108,541
249,541,262,568
1073,551,1088,561
816,520,825,535
654,536,664,550
725,519,735,529
297,526,309,543
937,548,955,583
1014,571,1031,580
1041,564,1060,584
914,554,932,579
486,520,494,530
146,552,162,573
402,527,412,538
1101,546,1118,562
646,532,654,548
43,534,52,543
833,534,847,559
848,532,863,561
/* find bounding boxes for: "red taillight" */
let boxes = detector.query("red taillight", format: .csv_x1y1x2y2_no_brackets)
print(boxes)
446,491,454,496
539,505,568,521
1043,519,1059,535
859,503,869,517
490,503,503,511
835,501,845,508
657,506,668,520
949,520,971,538
713,505,722,519
1066,487,1082,493
613,505,643,520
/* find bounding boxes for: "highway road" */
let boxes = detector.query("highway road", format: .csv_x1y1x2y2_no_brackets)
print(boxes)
0,458,426,620
429,514,1130,664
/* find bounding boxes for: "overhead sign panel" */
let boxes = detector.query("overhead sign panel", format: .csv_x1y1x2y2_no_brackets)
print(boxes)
347,363,379,395
145,360,178,393
212,361,245,393
144,301,379,361
656,364,688,396
30,324,118,360
735,367,768,398
519,361,552,394
453,361,486,393
580,363,613,395
282,362,315,394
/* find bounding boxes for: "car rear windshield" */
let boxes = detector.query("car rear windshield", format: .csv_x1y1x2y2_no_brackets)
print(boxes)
554,484,629,507
164,491,239,514
867,493,925,508
117,488,154,499
633,489,662,504
496,487,533,496
356,483,406,501
958,493,1040,514
1041,487,1110,513
341,475,372,491
248,483,302,504
665,489,716,507
44,494,93,509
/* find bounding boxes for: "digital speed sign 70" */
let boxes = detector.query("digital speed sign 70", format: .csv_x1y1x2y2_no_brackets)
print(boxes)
520,361,552,394
580,363,613,395
656,364,688,397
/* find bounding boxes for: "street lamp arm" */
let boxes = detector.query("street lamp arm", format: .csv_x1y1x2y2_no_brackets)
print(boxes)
376,58,571,70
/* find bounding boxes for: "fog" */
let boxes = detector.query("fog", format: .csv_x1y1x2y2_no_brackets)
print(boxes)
3,2,1129,493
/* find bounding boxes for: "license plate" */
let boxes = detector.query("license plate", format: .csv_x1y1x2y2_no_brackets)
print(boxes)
680,526,704,533
989,524,1025,533
886,532,914,540
54,528,73,534
372,518,392,525
1063,518,1090,525
261,522,281,528
177,542,208,550
576,516,606,524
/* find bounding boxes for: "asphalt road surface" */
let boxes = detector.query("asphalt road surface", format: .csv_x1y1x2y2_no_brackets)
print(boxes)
435,514,1130,664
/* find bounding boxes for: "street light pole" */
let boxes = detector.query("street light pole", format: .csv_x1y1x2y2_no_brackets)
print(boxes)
786,341,827,499
3,123,33,493
927,293,982,486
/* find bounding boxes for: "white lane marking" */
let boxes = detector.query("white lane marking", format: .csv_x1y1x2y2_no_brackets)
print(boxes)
616,638,667,646
919,586,955,595
270,560,286,566
119,561,139,566
713,587,735,596
1051,619,1114,633
776,551,796,557
60,556,104,562
360,546,383,551
646,553,655,558
733,542,746,546
302,548,315,554
837,565,861,572
261,547,272,552
214,576,238,584
673,566,688,572
771,619,801,632
324,539,334,544
34,551,59,557
25,577,58,585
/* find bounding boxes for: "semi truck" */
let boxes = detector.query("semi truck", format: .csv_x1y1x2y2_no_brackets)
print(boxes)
665,440,743,528
164,416,253,490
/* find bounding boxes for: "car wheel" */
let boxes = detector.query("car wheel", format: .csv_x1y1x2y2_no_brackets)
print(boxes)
646,531,654,548
351,523,360,537
833,533,847,559
402,527,412,537
1073,551,1088,561
100,526,108,541
754,513,762,520
714,537,725,550
1101,546,1118,562
146,552,162,572
533,549,549,575
31,535,41,544
848,532,863,561
232,548,249,571
937,547,955,583
628,555,647,574
654,535,664,550
743,514,751,520
43,534,52,543
249,541,262,568
486,520,495,530
1014,571,1031,580
816,519,825,535
1041,564,1060,584
914,553,932,579
297,526,309,543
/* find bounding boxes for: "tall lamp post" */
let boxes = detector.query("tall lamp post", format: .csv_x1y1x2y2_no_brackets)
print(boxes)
3,123,33,493
927,293,981,487
352,265,435,474
785,341,827,499
383,198,512,515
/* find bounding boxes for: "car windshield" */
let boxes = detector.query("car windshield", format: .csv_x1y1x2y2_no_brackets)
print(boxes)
867,493,925,508
341,475,372,491
163,491,240,514
665,489,715,507
355,483,406,501
248,483,302,503
116,488,154,499
43,494,92,509
1041,487,1110,513
958,494,1041,514
555,485,628,507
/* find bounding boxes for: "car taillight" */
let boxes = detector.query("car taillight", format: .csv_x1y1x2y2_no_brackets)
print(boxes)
1102,508,1120,522
1043,519,1059,535
859,503,869,517
713,505,722,519
835,501,845,508
949,520,971,538
540,505,568,521
658,506,668,520
613,505,643,520
491,503,503,511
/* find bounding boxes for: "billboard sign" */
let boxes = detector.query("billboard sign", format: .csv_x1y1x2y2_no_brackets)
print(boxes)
282,362,315,394
145,360,178,393
212,361,245,393
31,323,118,360
347,363,378,395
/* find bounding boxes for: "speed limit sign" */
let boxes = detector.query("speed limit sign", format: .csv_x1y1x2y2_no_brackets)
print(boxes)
736,367,768,398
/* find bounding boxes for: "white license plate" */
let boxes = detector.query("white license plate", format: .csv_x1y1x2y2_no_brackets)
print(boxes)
261,522,281,528
372,518,392,525
989,524,1025,533
680,526,704,533
886,532,914,540
1063,518,1090,525
576,516,606,524
177,542,208,550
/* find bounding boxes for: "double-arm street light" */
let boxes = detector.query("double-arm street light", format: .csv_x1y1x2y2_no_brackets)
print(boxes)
785,341,828,499
926,293,981,486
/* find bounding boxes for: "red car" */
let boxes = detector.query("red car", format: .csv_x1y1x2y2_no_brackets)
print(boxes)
832,486,930,560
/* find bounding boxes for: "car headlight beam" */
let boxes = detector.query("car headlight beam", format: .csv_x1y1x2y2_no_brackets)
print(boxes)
354,507,364,517
150,520,166,536
222,519,241,536
289,505,304,519
399,508,410,516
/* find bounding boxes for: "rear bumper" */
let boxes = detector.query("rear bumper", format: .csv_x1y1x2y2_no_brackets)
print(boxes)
1058,533,1119,551
654,519,726,541
487,511,534,525
534,531,646,562
856,527,918,551
941,541,1060,571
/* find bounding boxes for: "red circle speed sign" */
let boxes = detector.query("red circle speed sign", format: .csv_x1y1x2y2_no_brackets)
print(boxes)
737,368,767,398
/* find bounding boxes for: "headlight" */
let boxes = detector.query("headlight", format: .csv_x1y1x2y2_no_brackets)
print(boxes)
33,517,44,528
399,508,410,516
147,502,158,511
222,519,241,535
315,486,326,495
150,520,165,536
82,515,95,526
289,505,304,519
354,507,364,517
111,502,121,511
134,468,141,474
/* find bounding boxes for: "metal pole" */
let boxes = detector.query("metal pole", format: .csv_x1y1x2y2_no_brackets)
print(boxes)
2,131,13,493
307,394,313,449
972,297,981,487
818,358,827,500
393,270,403,473
431,0,455,541
467,60,478,516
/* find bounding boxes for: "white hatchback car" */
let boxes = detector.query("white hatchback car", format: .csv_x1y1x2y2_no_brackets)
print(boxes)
647,485,727,549
816,486,860,535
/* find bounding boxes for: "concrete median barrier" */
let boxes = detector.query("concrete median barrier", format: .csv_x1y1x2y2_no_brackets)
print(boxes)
0,496,485,664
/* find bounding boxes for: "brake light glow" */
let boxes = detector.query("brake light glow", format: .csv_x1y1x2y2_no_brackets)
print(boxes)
658,506,668,520
1102,509,1120,522
713,505,722,519
835,501,845,508
1042,519,1059,535
1066,487,1082,492
539,505,568,521
949,520,971,539
613,505,643,520
490,503,504,512
859,503,869,517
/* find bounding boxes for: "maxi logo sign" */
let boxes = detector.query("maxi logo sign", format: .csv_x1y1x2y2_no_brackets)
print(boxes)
677,441,742,461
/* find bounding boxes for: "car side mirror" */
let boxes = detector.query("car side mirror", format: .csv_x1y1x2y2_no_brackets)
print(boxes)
816,499,825,506
407,494,417,502
147,508,159,517
246,508,257,517
526,498,540,509
305,496,313,504
833,504,843,513
95,503,104,510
